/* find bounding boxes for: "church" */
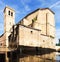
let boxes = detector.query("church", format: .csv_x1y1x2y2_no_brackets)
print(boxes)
0,6,55,52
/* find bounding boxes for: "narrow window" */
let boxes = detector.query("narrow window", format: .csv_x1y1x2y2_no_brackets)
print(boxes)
0,43,2,46
43,40,45,42
31,31,33,34
11,12,13,16
31,20,34,27
46,13,48,35
31,16,37,27
1,43,2,46
8,11,10,15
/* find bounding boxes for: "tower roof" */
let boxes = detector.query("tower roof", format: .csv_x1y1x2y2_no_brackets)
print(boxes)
3,6,15,13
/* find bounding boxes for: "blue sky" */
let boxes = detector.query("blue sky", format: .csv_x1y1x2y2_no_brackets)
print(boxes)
0,0,60,43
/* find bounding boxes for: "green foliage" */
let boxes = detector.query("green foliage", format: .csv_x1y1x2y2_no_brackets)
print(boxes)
56,43,60,46
31,16,37,27
32,16,37,22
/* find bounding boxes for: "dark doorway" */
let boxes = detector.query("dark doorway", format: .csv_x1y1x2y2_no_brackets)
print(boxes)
0,53,5,62
36,47,38,55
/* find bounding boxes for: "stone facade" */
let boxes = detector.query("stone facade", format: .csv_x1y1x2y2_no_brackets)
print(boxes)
0,6,55,50
4,6,15,47
19,8,55,49
0,34,6,47
19,25,41,47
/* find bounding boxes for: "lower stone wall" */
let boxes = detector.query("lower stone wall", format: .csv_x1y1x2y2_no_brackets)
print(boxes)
19,25,55,49
19,25,41,47
19,45,56,55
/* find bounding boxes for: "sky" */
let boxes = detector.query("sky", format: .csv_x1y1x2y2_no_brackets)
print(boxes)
0,0,60,43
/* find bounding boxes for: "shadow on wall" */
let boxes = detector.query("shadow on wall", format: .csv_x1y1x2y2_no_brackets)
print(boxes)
17,45,56,58
0,53,5,62
7,45,56,62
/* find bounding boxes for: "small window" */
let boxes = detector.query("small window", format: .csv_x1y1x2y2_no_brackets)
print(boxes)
1,43,2,46
8,11,10,15
31,31,33,34
11,12,13,16
43,40,45,42
0,43,2,46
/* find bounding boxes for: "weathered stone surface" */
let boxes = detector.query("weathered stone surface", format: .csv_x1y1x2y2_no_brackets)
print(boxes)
0,7,55,50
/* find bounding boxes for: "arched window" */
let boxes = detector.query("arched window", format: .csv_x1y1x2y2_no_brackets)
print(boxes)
11,12,13,16
8,11,10,15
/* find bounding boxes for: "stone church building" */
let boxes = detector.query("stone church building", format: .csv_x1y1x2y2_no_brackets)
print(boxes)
0,6,55,52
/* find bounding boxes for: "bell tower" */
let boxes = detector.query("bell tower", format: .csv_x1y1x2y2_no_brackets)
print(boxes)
4,6,15,47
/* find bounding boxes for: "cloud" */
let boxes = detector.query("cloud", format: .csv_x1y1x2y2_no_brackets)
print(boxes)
56,29,60,37
24,5,31,11
0,0,5,35
21,0,31,4
49,1,60,44
0,22,4,35
0,0,5,5
0,0,5,20
49,1,60,8
0,0,5,9
9,5,21,14
55,5,60,8
55,28,60,43
38,0,46,3
0,23,3,30
21,0,31,11
38,0,51,8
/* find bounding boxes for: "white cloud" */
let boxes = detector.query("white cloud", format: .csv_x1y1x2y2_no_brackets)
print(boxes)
0,0,5,20
55,28,60,43
55,5,60,8
49,1,60,44
0,0,5,35
0,0,5,5
9,5,21,14
0,22,4,35
38,0,51,8
38,0,46,3
24,5,31,11
21,0,31,11
0,23,4,31
21,0,31,4
56,29,60,37
49,1,60,8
